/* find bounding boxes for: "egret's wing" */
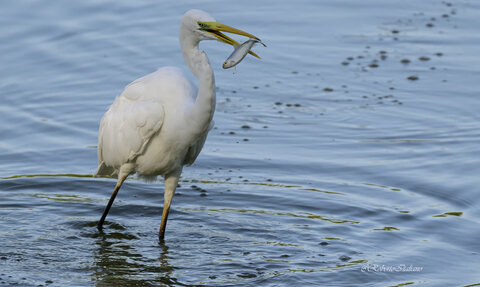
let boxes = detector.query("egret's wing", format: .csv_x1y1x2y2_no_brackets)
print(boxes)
96,81,164,176
184,120,214,166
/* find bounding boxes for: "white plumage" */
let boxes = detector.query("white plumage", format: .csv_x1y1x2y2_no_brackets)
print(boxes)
96,67,198,178
94,9,261,241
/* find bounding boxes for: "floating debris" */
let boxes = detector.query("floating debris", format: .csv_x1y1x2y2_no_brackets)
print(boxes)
339,255,351,261
433,211,463,217
373,226,400,231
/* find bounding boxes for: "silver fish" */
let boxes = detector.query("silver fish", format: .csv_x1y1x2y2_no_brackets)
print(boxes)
223,39,265,69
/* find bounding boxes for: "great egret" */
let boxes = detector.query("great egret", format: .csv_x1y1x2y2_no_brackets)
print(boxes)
94,9,261,240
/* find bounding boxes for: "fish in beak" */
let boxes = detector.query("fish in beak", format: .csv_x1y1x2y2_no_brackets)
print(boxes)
198,21,261,59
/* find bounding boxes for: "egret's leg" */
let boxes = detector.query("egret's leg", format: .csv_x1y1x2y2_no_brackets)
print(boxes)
98,173,128,230
159,170,181,241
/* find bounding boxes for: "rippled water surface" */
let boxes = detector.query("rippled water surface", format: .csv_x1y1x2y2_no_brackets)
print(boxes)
1,0,479,286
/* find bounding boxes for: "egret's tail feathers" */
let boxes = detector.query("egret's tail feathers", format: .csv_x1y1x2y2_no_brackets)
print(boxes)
94,161,117,178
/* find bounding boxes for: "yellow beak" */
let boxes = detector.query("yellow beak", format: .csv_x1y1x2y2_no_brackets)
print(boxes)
198,21,261,59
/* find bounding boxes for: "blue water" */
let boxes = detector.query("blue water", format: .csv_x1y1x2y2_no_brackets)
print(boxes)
1,0,479,286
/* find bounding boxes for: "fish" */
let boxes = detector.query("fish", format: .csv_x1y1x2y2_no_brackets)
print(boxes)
223,39,266,69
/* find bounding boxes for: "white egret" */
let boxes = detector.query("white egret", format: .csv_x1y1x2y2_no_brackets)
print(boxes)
95,9,261,240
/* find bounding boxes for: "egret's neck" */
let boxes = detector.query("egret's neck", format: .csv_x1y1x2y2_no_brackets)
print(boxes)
179,34,216,134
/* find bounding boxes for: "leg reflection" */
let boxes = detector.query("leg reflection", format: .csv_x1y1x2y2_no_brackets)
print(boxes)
90,228,183,286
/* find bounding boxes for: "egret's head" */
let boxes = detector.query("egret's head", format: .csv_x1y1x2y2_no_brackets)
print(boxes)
181,9,261,58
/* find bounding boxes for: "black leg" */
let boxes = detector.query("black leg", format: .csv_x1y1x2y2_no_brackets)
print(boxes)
98,174,127,230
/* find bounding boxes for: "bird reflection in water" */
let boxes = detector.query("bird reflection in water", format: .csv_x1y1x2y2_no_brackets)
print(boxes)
91,227,183,286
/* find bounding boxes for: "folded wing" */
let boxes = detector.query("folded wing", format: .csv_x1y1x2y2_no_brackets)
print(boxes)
96,81,164,177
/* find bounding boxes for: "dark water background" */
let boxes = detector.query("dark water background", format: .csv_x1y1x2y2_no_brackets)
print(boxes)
1,0,479,286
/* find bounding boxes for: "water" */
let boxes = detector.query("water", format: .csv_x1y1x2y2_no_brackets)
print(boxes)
1,0,479,286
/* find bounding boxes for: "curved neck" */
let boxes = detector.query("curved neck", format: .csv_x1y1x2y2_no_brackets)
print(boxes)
179,32,216,134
